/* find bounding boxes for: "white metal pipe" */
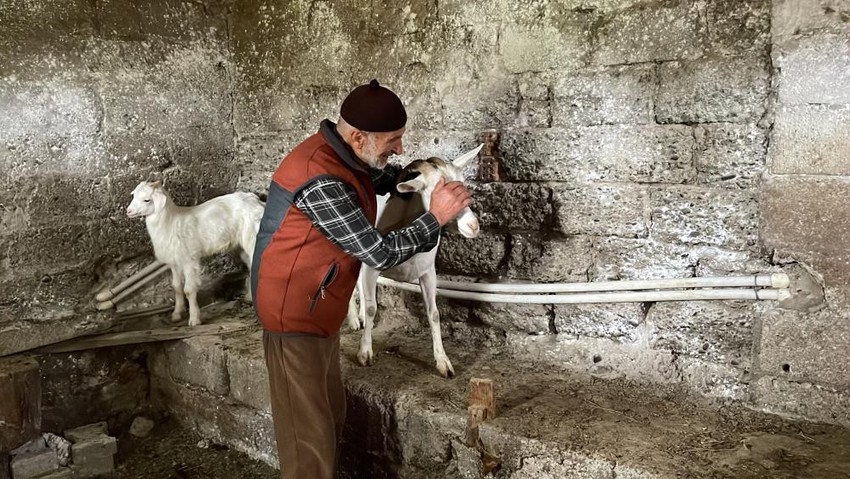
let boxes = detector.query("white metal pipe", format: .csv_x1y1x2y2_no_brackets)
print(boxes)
95,260,165,301
96,264,170,310
430,273,790,294
377,277,791,304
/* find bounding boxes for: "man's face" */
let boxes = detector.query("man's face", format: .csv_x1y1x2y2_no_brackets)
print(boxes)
356,128,405,169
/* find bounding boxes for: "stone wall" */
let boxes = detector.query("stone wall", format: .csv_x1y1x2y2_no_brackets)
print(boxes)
0,1,237,355
1,0,848,424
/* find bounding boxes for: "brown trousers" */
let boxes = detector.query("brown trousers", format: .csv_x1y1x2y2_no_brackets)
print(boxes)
263,332,346,479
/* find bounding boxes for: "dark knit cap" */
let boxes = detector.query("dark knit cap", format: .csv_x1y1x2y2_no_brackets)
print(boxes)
340,79,407,132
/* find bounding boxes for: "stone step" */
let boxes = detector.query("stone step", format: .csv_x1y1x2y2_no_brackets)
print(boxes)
148,324,850,478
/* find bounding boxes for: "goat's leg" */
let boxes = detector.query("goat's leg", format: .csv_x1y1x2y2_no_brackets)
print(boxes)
421,270,454,378
239,250,253,303
183,262,203,326
357,267,380,366
170,265,186,322
345,285,360,330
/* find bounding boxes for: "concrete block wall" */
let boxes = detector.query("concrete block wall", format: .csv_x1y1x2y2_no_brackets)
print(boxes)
2,0,848,425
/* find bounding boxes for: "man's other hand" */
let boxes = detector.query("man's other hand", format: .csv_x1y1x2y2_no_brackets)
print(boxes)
429,177,471,226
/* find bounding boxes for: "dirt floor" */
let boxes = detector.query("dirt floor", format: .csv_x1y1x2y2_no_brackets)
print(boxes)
111,417,278,479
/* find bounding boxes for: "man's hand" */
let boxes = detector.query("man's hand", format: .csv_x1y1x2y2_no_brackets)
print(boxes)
429,177,472,226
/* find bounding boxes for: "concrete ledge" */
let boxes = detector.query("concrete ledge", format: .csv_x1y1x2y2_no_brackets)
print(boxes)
148,323,850,477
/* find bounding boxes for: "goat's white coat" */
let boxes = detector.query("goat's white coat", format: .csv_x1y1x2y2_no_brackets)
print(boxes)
349,145,482,378
126,181,264,325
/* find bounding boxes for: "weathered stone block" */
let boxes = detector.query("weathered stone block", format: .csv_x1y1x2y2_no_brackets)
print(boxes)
92,39,231,136
472,183,552,231
235,132,312,176
775,34,850,105
0,175,113,229
650,186,758,248
152,372,278,467
593,3,703,65
0,0,95,43
695,124,767,188
761,176,850,282
0,356,40,451
656,55,770,124
592,237,692,281
436,231,507,277
702,0,770,56
0,79,100,146
517,99,552,128
676,356,748,400
95,0,227,42
752,376,850,428
224,334,271,413
508,234,593,282
552,64,655,126
758,292,850,386
391,130,481,169
161,336,230,396
63,422,107,443
473,303,551,335
571,125,695,184
0,77,102,179
770,104,850,175
4,223,96,277
10,449,59,479
647,301,755,367
554,303,644,343
441,73,521,131
772,0,850,40
553,184,647,238
70,435,117,463
499,128,579,182
499,22,588,74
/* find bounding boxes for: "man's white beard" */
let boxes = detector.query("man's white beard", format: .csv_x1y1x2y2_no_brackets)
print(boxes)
360,135,387,169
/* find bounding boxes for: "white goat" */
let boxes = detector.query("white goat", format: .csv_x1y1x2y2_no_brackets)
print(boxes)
349,145,482,378
126,181,264,326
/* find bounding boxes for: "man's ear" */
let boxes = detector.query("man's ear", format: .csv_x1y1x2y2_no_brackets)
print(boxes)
350,129,366,150
397,177,427,193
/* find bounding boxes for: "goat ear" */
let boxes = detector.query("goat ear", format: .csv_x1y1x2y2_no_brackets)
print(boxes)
397,177,427,193
451,143,484,170
148,180,162,189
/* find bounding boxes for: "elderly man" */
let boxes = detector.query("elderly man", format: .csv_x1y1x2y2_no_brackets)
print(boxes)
251,80,471,478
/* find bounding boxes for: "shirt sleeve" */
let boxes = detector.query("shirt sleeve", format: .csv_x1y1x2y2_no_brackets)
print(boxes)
294,178,441,270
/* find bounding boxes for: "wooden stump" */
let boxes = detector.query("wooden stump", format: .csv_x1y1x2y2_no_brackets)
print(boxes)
465,378,496,446
0,356,41,453
469,378,495,419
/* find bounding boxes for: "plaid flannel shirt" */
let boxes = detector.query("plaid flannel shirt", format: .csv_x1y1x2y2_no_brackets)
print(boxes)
294,165,441,271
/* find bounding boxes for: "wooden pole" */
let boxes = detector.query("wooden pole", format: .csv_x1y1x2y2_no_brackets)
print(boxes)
0,356,41,453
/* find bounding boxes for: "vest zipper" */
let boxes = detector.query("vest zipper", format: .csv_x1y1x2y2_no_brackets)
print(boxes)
309,263,339,313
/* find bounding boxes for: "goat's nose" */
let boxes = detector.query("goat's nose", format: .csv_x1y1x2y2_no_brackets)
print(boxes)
463,220,480,238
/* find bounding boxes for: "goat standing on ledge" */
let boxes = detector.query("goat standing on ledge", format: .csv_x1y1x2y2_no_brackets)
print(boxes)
126,181,264,326
349,145,482,378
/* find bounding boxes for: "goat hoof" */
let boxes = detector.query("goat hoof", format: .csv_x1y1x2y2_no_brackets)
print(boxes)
437,361,455,379
356,350,373,367
188,318,202,327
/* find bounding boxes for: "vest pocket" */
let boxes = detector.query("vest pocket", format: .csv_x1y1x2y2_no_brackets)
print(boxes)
309,263,339,313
